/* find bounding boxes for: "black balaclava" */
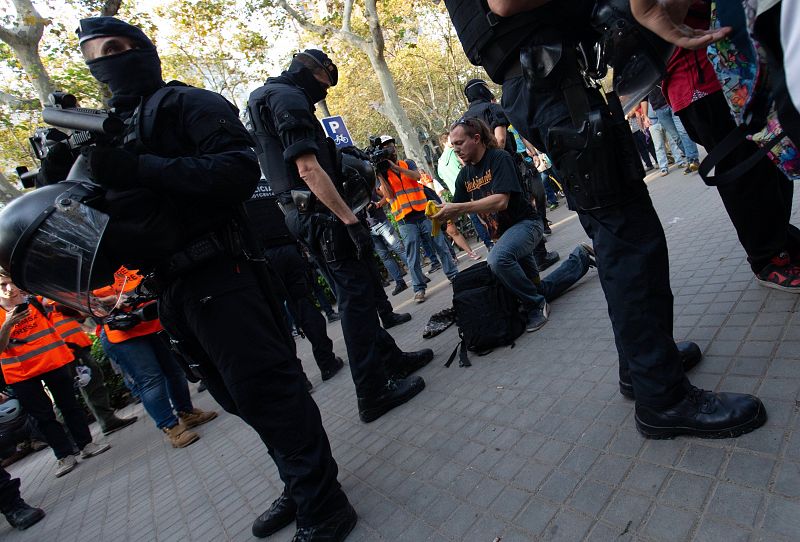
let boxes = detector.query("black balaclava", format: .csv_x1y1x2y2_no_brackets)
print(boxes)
464,78,494,103
284,49,338,104
77,17,164,108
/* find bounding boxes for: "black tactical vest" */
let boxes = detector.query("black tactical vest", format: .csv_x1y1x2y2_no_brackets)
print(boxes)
244,178,294,249
444,0,595,82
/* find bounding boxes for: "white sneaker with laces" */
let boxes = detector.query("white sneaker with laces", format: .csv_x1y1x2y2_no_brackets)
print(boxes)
55,455,77,477
80,441,111,459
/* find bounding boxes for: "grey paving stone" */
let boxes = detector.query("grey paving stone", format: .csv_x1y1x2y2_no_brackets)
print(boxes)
723,451,775,490
678,443,729,477
693,517,752,542
537,469,582,504
773,460,800,499
706,482,763,527
643,503,696,542
567,479,614,517
513,498,559,537
660,471,714,511
601,490,653,530
761,495,800,539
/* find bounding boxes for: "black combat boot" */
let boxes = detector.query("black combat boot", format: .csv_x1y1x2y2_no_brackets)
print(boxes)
388,349,434,379
252,489,297,538
3,499,45,531
619,341,702,400
358,377,425,423
291,503,357,542
380,311,411,329
635,387,766,439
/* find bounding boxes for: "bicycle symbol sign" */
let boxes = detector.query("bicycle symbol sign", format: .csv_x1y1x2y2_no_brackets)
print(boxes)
321,116,353,148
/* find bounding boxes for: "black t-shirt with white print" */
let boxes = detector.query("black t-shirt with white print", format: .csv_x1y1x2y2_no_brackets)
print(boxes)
453,148,538,239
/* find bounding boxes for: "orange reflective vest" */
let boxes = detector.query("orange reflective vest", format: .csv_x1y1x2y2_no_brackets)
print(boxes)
93,266,163,344
48,307,93,349
0,303,74,384
386,160,428,221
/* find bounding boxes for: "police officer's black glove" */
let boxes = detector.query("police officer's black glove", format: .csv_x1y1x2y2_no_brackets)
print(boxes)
82,146,139,189
346,222,374,260
37,141,75,187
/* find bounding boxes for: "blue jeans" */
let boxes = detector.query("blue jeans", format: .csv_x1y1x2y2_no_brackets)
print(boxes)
469,213,494,249
539,245,592,301
371,221,407,284
648,120,685,170
655,107,699,161
541,171,558,205
100,331,193,430
487,219,546,312
398,218,458,292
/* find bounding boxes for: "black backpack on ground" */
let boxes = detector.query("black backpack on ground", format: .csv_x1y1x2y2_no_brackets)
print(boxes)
447,262,526,367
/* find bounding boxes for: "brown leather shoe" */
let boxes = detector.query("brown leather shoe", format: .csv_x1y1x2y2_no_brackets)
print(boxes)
177,408,218,429
163,423,199,448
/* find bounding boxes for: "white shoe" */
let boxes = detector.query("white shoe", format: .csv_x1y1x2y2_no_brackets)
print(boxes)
55,455,77,477
80,441,111,459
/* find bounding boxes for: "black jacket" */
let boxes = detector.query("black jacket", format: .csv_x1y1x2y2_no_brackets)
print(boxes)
247,76,338,197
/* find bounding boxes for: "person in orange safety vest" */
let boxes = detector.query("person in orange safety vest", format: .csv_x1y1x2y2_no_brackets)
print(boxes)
374,135,458,304
44,301,138,436
0,271,110,478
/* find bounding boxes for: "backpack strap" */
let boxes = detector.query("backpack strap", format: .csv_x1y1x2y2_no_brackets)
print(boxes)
698,125,785,187
445,340,472,368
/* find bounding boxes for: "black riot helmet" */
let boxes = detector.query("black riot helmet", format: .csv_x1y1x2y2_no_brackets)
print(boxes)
0,181,118,317
464,78,494,103
340,153,374,215
591,0,676,113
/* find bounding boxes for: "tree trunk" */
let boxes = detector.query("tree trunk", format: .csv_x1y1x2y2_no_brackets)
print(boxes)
0,172,23,204
365,49,429,171
13,43,56,106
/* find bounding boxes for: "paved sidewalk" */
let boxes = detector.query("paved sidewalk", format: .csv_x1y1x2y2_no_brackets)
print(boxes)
3,168,800,541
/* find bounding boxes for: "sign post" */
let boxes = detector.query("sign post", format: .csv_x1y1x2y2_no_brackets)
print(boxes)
321,115,353,148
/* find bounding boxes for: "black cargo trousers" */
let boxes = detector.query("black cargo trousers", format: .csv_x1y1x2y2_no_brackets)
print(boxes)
265,242,340,373
0,466,21,513
285,207,404,398
501,44,688,408
158,255,349,528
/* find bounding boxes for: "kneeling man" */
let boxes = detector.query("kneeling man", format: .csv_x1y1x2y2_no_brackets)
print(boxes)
434,118,593,332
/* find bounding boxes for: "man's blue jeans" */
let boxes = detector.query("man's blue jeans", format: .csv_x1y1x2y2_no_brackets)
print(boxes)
539,245,592,301
100,331,194,430
487,219,546,311
371,221,407,284
655,106,699,162
398,218,458,292
541,171,559,205
649,121,685,170
469,213,494,249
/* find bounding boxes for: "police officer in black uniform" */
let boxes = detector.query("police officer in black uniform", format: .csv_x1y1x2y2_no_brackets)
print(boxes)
462,78,559,271
0,466,44,531
444,1,766,439
247,50,432,424
68,18,356,541
245,177,346,383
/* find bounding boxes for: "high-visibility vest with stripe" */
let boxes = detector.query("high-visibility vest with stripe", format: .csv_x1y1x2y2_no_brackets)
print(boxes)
49,308,93,349
0,304,74,384
386,160,428,221
93,266,164,344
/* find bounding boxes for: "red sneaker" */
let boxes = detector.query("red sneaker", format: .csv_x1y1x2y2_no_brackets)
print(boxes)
755,252,800,292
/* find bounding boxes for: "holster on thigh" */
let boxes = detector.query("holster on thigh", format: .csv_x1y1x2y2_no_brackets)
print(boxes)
522,38,646,210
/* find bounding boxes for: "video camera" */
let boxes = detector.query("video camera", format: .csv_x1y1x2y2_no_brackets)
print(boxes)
102,281,159,331
16,91,124,188
365,135,393,176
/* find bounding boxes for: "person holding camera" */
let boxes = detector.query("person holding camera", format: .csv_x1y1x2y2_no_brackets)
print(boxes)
94,267,217,449
248,50,432,432
373,135,458,303
0,271,110,478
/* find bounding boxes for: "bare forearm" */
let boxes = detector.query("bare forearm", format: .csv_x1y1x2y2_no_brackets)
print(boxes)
494,126,507,149
487,0,552,17
302,168,359,225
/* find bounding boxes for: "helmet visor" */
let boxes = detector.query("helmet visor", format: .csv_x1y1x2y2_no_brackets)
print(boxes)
13,200,116,317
